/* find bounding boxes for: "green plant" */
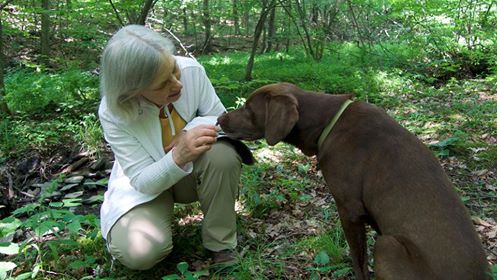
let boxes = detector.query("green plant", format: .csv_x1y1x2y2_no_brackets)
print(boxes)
162,262,207,280
0,193,101,279
0,118,18,157
77,113,104,157
429,137,459,157
0,217,23,280
4,69,98,114
306,250,351,280
490,264,497,280
231,242,285,279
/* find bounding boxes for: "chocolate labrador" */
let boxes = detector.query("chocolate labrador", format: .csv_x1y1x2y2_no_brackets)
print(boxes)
217,83,489,279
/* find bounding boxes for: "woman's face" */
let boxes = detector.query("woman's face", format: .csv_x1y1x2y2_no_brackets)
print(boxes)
141,55,183,107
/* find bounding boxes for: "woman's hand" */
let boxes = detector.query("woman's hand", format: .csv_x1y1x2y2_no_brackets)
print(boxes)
168,124,218,167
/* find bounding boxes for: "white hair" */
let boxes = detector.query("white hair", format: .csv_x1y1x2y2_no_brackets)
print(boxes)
100,25,175,122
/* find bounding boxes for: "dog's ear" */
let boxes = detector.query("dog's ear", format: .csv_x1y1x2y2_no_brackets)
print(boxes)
264,93,299,145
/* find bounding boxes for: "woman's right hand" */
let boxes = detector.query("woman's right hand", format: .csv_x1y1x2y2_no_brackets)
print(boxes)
170,124,218,167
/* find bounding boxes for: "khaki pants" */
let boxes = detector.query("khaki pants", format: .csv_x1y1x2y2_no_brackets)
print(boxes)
107,141,241,270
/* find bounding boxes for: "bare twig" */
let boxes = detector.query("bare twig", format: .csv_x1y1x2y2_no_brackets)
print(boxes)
20,191,36,198
108,0,125,26
38,269,62,277
148,17,196,60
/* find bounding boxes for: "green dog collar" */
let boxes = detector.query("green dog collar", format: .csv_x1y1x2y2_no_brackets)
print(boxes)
317,99,354,149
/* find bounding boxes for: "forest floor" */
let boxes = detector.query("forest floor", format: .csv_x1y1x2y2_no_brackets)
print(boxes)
1,79,496,279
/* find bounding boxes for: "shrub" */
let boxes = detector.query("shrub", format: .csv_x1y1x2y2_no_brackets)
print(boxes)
4,69,98,113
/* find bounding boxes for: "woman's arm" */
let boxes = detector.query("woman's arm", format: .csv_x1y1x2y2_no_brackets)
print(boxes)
100,112,191,195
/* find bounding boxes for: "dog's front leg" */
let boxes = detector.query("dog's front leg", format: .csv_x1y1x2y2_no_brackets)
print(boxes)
337,206,369,280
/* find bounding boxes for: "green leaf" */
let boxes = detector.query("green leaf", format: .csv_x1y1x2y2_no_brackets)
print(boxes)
82,195,104,204
333,267,352,277
67,221,82,235
176,262,189,275
49,202,64,208
12,203,40,216
83,178,108,186
192,270,209,278
0,262,17,278
13,272,32,280
313,250,330,266
0,217,22,237
69,256,96,269
251,193,262,205
162,274,180,280
429,137,458,148
435,149,450,157
299,194,313,202
34,220,59,237
317,265,333,272
297,163,311,173
0,262,16,271
0,242,19,255
62,198,82,207
309,271,320,280
31,264,40,278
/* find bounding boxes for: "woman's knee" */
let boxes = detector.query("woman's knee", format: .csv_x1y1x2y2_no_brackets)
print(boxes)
201,141,241,172
107,204,175,270
110,236,173,270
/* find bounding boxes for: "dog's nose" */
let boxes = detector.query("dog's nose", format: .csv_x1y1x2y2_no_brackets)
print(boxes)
216,112,227,126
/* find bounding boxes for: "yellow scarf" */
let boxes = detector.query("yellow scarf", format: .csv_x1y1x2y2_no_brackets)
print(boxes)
159,106,186,150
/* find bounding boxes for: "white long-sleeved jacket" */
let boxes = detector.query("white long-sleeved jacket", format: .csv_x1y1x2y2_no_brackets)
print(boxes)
98,56,225,239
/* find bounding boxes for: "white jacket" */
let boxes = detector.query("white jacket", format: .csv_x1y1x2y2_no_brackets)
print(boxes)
98,56,226,239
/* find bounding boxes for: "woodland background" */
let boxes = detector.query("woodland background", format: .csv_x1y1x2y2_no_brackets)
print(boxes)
0,0,496,279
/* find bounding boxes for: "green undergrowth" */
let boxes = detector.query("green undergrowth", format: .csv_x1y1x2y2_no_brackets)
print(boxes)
1,43,496,279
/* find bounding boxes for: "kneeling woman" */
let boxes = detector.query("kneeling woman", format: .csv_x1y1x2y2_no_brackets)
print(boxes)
98,25,246,270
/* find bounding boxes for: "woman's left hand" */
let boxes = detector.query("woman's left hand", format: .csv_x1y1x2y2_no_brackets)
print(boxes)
168,124,218,167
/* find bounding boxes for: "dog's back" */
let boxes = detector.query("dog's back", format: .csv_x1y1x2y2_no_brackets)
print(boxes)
319,101,489,279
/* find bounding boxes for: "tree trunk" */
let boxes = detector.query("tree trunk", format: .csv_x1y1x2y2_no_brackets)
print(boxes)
40,0,50,62
265,6,276,52
0,0,14,114
294,0,316,59
243,2,249,36
0,14,10,114
182,7,188,34
245,0,276,81
137,0,155,25
233,0,240,35
202,0,212,53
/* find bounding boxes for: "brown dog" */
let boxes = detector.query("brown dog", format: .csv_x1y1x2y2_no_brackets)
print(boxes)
217,83,489,279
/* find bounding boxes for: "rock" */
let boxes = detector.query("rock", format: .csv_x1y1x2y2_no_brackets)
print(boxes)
83,195,104,205
64,176,84,184
43,191,62,200
64,191,84,199
60,157,89,174
90,158,107,171
60,183,79,192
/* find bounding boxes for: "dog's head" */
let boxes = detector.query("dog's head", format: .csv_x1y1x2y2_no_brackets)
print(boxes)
217,83,300,145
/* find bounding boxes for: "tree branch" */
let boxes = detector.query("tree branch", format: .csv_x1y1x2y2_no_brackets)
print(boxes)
138,0,155,25
148,17,196,60
108,0,125,26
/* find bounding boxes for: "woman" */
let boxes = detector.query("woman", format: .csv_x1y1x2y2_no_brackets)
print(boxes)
98,25,243,270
